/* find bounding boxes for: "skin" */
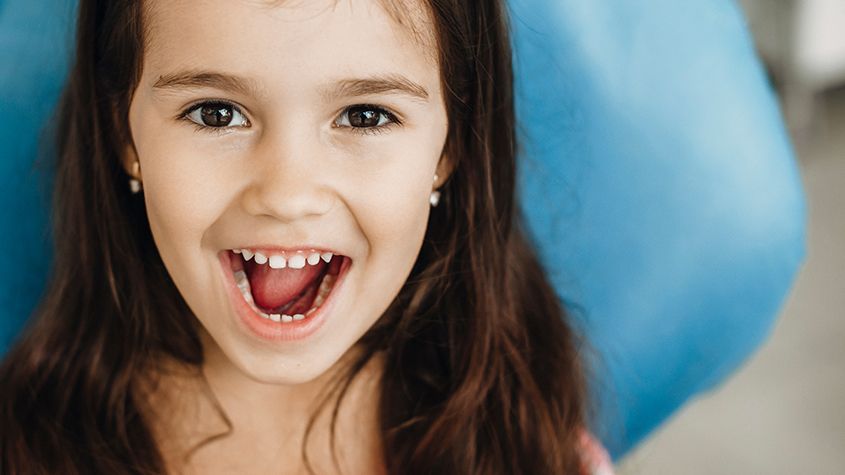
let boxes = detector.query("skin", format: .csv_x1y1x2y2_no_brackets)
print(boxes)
122,0,450,472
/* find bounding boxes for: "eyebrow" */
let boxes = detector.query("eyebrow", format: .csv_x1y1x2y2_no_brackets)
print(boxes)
153,71,263,97
152,70,430,102
322,74,430,102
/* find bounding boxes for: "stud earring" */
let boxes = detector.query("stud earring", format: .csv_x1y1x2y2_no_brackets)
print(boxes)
429,190,441,207
430,173,441,207
128,160,142,194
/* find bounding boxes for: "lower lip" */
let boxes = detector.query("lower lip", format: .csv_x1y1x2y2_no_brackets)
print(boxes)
217,251,351,343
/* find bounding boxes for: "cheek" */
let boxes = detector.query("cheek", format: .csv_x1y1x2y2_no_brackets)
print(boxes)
142,150,218,246
135,134,237,287
135,113,231,237
138,144,241,330
340,149,435,315
359,181,429,254
338,141,435,254
346,180,429,330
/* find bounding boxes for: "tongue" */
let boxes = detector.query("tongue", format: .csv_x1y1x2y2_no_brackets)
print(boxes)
244,260,326,311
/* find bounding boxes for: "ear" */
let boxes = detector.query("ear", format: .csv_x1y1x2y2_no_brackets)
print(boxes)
121,143,141,180
434,152,455,188
112,101,141,179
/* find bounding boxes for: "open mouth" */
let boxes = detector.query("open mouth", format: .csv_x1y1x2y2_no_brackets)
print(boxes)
226,248,348,324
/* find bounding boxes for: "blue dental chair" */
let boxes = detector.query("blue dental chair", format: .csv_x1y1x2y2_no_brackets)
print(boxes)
0,0,805,460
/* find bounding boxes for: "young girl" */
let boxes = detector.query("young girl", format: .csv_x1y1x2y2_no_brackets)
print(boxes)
0,0,613,473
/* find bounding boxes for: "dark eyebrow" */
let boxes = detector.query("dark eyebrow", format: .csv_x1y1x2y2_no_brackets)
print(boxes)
152,70,429,102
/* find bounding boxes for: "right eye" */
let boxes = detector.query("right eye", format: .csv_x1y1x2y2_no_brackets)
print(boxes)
182,101,250,130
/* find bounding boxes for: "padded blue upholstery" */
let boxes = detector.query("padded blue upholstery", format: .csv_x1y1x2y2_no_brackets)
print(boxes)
510,0,805,457
1,0,805,460
0,0,75,349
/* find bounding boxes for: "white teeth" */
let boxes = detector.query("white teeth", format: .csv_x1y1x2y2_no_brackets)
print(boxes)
288,254,306,269
269,255,287,269
282,314,293,323
234,271,254,304
239,249,337,268
269,313,281,322
293,314,305,321
259,312,271,320
313,272,336,307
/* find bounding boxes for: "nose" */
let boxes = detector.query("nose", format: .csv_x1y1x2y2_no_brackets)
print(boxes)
240,129,335,223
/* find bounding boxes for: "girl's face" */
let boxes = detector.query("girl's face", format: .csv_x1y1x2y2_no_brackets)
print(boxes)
125,0,448,384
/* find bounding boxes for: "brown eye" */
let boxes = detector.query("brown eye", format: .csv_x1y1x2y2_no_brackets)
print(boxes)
184,101,249,130
336,104,398,132
200,104,233,126
348,106,383,127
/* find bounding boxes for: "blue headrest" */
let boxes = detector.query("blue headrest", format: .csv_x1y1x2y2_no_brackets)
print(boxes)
1,0,805,459
510,0,805,457
0,0,75,350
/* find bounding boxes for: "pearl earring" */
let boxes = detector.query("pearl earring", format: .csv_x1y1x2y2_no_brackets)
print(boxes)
429,190,441,207
430,173,441,207
129,160,142,194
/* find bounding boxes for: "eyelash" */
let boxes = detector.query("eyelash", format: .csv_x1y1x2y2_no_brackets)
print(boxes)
177,100,402,136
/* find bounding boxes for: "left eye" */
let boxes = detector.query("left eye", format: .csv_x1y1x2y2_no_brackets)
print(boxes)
184,102,249,128
335,105,398,130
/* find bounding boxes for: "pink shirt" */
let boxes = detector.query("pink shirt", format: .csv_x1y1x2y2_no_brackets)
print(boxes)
579,429,615,475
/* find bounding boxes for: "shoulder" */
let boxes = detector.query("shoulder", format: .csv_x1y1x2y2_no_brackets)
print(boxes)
577,428,615,475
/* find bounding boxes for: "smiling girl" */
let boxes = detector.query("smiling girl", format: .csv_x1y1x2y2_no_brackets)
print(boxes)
0,0,613,473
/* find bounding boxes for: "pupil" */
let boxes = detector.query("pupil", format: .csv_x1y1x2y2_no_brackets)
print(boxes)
349,107,380,127
200,104,233,127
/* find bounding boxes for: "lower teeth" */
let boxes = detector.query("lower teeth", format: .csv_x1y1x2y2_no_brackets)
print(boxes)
233,269,336,323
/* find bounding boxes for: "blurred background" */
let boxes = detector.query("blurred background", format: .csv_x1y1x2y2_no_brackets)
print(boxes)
618,1,844,473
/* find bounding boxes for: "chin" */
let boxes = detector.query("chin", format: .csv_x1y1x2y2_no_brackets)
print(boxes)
233,346,345,386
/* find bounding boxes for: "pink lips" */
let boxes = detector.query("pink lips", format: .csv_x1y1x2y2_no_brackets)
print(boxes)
217,250,351,343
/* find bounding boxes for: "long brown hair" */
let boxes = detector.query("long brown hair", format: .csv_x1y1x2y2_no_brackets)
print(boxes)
0,0,590,473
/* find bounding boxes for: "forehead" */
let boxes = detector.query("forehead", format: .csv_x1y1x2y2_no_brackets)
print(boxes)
141,0,439,81
260,0,435,47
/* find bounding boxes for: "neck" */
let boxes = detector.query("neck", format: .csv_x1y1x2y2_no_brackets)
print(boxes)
138,332,386,474
198,329,342,440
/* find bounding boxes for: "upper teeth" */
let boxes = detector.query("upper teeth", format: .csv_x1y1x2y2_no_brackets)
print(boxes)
288,254,307,269
234,249,331,268
269,255,286,269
